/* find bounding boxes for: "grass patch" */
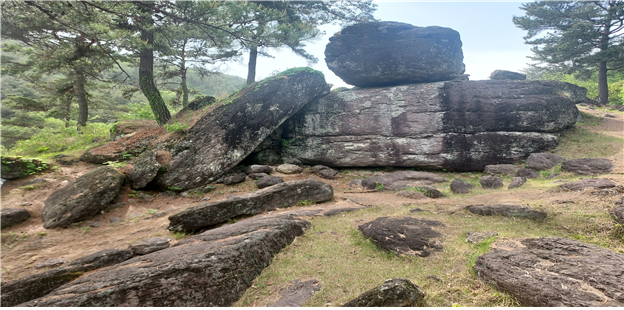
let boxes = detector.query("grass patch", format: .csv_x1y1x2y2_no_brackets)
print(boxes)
556,112,624,159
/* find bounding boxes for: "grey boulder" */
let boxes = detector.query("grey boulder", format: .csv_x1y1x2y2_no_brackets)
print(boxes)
558,178,616,191
466,204,547,220
489,70,526,80
1,208,31,229
479,176,503,189
508,177,527,189
516,168,541,179
525,153,565,171
255,175,284,189
223,173,247,185
358,217,444,257
450,179,474,194
42,166,125,229
562,158,613,175
325,22,465,87
125,150,160,189
312,165,338,179
276,163,303,174
342,278,426,307
361,171,447,191
129,237,171,255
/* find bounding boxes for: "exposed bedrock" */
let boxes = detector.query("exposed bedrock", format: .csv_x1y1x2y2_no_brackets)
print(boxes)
18,214,310,307
250,80,581,170
155,69,329,191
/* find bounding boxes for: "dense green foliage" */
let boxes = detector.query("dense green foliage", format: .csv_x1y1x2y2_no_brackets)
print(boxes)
514,1,624,104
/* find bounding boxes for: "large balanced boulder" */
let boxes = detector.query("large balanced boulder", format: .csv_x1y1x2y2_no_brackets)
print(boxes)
1,249,132,307
358,217,444,257
168,179,333,232
18,214,310,307
474,237,624,306
562,158,613,175
42,166,125,229
1,208,31,229
258,80,581,170
155,68,329,191
325,22,465,87
342,278,426,307
360,171,447,191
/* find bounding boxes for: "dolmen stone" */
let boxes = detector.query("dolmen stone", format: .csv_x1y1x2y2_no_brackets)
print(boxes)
129,237,171,255
268,279,321,307
1,248,132,307
168,179,333,232
264,80,581,171
276,163,303,174
562,158,613,175
361,171,447,191
474,237,624,306
525,153,565,171
342,278,426,307
358,217,444,257
508,177,527,189
466,204,547,220
485,164,519,176
0,156,49,180
1,208,31,229
255,175,284,189
42,166,125,229
223,173,247,185
155,68,329,191
325,22,465,87
312,165,338,179
124,150,161,189
489,70,526,80
18,214,310,307
450,179,474,194
558,178,617,191
479,176,503,189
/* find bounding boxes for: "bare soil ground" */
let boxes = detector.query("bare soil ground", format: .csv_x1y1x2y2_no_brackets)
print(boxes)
1,105,623,306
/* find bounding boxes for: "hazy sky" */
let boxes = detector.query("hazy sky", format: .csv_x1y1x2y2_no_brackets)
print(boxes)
222,1,533,87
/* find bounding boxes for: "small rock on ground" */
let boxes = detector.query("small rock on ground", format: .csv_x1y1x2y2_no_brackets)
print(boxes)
248,172,268,180
223,173,247,185
479,176,503,189
450,179,474,194
516,168,540,179
1,208,31,229
358,217,444,257
396,191,427,199
312,165,338,179
256,176,284,189
466,204,547,220
129,237,171,255
610,205,624,224
525,153,565,171
558,178,616,191
35,258,68,269
276,164,303,174
562,158,613,175
268,279,321,307
246,165,272,174
341,278,426,307
466,231,498,244
484,164,518,176
508,177,527,189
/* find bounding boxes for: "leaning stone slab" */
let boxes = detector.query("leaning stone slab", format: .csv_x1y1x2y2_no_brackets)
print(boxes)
325,21,465,87
168,179,333,232
466,204,546,220
342,278,426,307
18,214,310,307
361,171,447,191
1,249,132,307
42,166,125,229
562,158,613,175
1,208,31,229
474,237,624,306
155,68,329,191
358,217,444,257
558,178,617,191
268,279,321,307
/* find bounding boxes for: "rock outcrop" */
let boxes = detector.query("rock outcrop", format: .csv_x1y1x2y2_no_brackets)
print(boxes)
474,237,624,306
168,179,333,232
18,214,310,307
325,22,465,87
42,166,125,229
466,204,547,220
155,68,329,191
358,217,444,257
1,208,31,229
252,80,581,170
342,278,426,307
1,249,132,307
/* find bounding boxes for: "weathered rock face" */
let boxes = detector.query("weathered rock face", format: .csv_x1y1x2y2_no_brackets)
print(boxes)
1,249,132,307
490,70,526,80
124,150,161,189
168,179,333,232
358,217,444,257
42,166,125,229
342,278,426,307
525,153,565,171
474,237,624,306
155,69,329,191
562,158,613,175
325,22,465,87
558,178,616,191
466,204,547,220
254,80,580,170
1,208,31,229
0,156,49,180
360,171,447,191
19,214,310,307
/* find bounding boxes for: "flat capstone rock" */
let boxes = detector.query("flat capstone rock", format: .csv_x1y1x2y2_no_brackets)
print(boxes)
466,204,546,220
358,217,444,257
341,278,426,307
474,237,624,306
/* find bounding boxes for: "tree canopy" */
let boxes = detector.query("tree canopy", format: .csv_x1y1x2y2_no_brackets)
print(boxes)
513,1,624,104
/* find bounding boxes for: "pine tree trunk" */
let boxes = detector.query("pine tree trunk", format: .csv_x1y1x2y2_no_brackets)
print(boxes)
598,61,608,105
246,46,258,85
138,6,171,126
63,96,72,128
180,40,189,107
74,66,88,129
